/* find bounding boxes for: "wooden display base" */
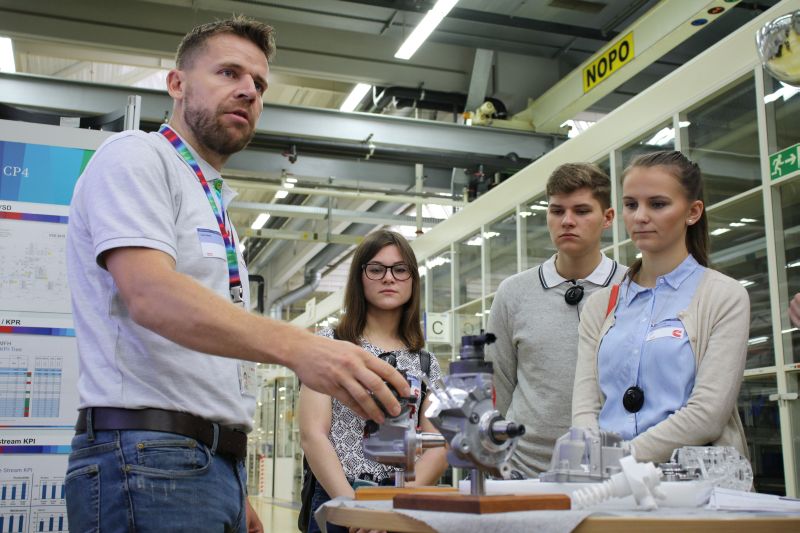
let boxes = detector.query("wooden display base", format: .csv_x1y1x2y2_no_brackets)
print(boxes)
355,486,458,501
393,493,571,514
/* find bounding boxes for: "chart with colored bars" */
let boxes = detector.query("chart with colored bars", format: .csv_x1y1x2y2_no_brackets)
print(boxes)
0,475,68,532
0,356,62,419
31,510,66,533
0,509,27,533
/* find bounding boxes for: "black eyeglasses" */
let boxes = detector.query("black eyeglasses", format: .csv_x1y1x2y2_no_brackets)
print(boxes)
565,282,584,305
363,263,412,281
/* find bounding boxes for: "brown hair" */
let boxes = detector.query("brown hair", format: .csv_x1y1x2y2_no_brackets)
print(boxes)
176,15,276,69
336,230,424,352
546,162,612,210
622,150,709,282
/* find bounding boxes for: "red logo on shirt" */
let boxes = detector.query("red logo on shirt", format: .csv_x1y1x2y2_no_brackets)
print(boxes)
672,329,683,338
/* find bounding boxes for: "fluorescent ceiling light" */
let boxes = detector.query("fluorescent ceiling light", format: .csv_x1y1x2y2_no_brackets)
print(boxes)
740,218,757,223
0,37,15,73
747,336,768,346
738,279,755,288
710,228,731,236
340,83,372,112
251,213,270,230
275,190,289,200
529,205,548,211
645,126,675,146
427,256,451,269
285,177,298,183
394,0,459,60
729,222,746,227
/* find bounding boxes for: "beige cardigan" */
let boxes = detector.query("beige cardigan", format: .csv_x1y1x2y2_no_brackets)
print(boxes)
572,268,750,463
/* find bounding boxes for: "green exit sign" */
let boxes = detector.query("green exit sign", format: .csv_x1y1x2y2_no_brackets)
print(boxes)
770,143,800,180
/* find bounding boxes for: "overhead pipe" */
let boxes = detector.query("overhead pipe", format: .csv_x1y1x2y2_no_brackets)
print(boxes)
266,201,404,320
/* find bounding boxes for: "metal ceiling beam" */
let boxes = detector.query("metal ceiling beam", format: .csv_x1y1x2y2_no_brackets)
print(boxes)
509,0,744,133
0,73,556,159
0,0,475,92
229,200,443,227
244,228,363,245
226,176,464,207
339,1,618,40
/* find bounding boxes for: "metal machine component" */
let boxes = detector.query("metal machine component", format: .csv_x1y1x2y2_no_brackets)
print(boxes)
424,333,526,495
540,426,629,483
362,370,446,486
542,427,753,492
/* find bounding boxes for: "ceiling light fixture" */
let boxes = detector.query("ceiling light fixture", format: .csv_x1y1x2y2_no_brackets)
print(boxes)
340,83,372,112
251,213,270,230
394,0,459,60
0,37,15,73
275,190,289,200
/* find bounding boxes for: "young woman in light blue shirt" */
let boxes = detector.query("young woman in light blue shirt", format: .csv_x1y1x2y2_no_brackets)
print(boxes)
573,151,749,463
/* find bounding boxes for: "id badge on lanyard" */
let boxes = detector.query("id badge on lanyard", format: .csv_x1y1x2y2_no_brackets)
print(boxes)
159,125,243,306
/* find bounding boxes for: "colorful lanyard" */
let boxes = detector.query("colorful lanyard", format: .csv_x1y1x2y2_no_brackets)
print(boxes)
158,124,243,304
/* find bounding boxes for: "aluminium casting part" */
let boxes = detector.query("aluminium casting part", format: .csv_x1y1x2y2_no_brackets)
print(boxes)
362,371,446,486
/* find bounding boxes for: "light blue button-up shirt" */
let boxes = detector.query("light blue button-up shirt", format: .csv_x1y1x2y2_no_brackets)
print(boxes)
597,255,705,440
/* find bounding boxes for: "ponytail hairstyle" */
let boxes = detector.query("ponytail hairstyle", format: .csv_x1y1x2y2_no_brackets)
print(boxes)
622,150,709,282
336,230,424,351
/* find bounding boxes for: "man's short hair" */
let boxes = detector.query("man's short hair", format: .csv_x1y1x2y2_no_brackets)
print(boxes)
546,163,611,210
176,15,276,69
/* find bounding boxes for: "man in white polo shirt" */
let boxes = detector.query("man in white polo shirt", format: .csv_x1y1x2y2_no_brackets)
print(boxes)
65,16,407,532
487,163,627,478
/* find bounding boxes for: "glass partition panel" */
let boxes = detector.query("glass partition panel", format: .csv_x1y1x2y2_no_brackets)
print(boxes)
428,249,452,313
789,372,800,495
619,240,640,269
739,374,783,495
485,211,517,293
685,76,760,204
764,71,800,153
594,157,614,250
777,177,800,364
453,299,483,342
456,233,482,307
524,193,553,268
619,121,675,169
707,193,772,369
429,342,453,373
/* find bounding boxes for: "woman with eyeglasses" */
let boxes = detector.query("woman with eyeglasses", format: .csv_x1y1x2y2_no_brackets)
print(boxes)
299,230,447,533
572,151,750,464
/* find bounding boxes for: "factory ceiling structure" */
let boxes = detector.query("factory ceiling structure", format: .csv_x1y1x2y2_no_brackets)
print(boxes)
0,0,781,314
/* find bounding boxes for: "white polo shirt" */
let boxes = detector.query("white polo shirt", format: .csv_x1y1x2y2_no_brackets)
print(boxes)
66,128,254,430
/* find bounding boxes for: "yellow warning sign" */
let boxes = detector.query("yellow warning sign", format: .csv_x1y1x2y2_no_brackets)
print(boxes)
583,32,634,93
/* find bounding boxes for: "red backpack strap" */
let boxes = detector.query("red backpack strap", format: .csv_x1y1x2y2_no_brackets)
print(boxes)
605,284,620,318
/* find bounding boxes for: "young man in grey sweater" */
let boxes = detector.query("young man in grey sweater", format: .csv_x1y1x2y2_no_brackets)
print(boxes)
486,163,627,478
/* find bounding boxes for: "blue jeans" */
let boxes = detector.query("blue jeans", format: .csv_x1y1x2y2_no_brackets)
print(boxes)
308,481,348,533
65,429,247,532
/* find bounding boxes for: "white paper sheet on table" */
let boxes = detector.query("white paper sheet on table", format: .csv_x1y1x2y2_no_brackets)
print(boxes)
707,487,800,513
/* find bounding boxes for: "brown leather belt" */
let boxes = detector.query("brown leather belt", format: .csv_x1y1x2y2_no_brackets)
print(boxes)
75,407,247,460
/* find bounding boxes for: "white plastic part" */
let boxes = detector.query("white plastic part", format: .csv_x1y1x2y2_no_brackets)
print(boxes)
571,456,665,510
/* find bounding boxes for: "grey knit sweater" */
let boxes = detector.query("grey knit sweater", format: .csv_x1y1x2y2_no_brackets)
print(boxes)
486,254,626,477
